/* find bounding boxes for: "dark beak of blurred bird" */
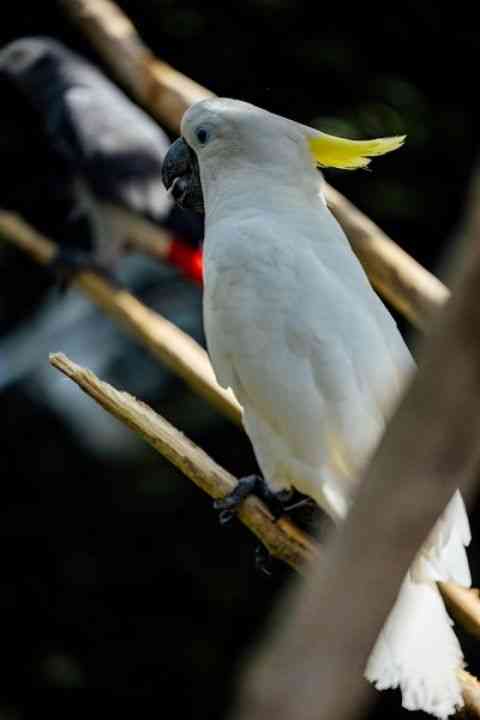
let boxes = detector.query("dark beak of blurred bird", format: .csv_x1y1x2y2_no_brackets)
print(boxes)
162,137,205,214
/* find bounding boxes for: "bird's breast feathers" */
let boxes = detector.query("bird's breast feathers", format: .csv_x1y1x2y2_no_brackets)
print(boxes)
202,213,411,422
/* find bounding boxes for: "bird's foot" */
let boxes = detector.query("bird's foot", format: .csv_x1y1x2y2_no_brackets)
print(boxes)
214,474,293,525
49,249,120,291
215,476,300,577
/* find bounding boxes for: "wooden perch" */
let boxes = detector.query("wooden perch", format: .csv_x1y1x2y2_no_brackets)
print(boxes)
326,187,449,329
0,211,241,425
59,0,213,129
440,583,480,640
49,351,480,717
49,351,316,569
460,671,480,718
61,0,450,329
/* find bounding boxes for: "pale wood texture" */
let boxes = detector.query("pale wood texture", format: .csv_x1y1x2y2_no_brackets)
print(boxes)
49,352,316,569
60,0,213,129
440,583,480,640
326,186,450,329
49,351,480,718
0,211,241,425
61,0,449,329
460,671,480,718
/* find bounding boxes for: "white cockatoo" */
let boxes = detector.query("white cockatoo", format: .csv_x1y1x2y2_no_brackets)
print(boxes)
162,97,472,718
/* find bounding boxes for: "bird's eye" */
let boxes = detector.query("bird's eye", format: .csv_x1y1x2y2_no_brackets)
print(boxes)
195,127,210,145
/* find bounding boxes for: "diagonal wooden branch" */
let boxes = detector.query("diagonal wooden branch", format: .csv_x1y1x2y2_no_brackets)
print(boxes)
61,0,450,329
460,671,480,718
326,187,449,329
60,0,214,130
3,208,480,643
48,351,480,716
440,583,480,640
0,211,241,425
49,351,316,569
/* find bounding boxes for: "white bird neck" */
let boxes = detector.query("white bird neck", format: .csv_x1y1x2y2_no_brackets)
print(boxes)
201,162,324,227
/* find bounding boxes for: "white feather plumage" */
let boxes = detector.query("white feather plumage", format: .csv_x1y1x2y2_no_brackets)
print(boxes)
180,98,472,717
366,491,470,718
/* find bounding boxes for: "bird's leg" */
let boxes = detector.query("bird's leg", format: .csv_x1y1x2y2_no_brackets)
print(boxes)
215,475,293,576
214,474,293,525
216,478,315,576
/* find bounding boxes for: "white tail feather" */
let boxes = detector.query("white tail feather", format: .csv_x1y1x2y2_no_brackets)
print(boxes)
365,492,471,718
366,578,464,718
412,491,471,586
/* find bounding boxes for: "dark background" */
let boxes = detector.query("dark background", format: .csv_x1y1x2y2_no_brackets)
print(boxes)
0,1,479,716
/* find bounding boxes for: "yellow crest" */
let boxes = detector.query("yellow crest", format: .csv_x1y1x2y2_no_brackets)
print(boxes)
308,131,406,170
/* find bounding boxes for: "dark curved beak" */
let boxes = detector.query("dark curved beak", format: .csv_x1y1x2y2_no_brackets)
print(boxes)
162,137,204,214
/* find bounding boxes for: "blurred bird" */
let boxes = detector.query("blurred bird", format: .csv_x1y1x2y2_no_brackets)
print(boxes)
0,254,205,450
162,97,471,718
0,36,203,284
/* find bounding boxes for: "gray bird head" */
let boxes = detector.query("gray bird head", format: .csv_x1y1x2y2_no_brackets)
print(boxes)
0,37,68,102
0,37,51,75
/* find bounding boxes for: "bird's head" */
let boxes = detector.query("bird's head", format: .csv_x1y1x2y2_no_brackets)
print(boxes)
0,37,75,124
162,97,406,216
162,97,311,214
0,37,64,86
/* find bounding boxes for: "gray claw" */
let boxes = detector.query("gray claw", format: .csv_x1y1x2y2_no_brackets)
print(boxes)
218,509,235,526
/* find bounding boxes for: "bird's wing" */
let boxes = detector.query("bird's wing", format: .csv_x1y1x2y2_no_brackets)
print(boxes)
308,206,415,393
204,218,410,496
296,228,413,438
55,83,172,222
0,38,172,222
